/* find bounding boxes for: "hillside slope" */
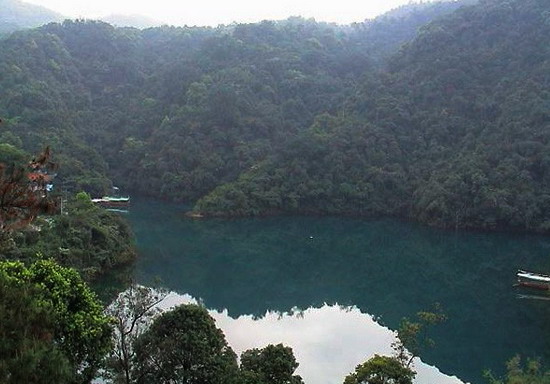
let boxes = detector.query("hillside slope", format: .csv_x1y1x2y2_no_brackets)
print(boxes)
2,0,548,232
0,2,465,197
195,0,550,232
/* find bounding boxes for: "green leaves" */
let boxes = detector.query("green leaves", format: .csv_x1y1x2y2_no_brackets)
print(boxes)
0,271,73,384
393,304,447,368
343,355,415,384
4,193,137,279
129,304,303,384
0,259,112,383
344,306,446,384
132,304,238,384
240,344,304,384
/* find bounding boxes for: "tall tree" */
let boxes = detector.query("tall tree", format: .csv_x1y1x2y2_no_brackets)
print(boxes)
343,355,415,384
132,304,239,384
240,344,304,384
106,284,168,384
343,306,446,384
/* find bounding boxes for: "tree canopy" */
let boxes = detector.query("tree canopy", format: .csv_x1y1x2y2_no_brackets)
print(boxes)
240,344,304,384
0,270,73,383
0,258,112,383
343,355,415,384
192,0,550,232
4,0,544,232
132,304,239,384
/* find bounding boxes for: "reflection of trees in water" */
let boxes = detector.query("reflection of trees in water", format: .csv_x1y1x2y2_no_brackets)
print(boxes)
129,200,550,383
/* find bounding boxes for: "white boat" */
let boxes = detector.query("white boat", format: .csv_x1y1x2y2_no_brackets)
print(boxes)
91,196,130,208
516,270,550,290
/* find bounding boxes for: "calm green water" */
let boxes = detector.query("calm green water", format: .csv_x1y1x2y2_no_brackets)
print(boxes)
127,198,550,384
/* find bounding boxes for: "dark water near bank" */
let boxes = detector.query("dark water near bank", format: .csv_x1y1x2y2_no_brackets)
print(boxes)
127,198,550,384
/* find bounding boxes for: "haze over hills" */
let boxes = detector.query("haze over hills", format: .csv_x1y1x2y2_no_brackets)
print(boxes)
100,14,165,29
0,0,548,232
346,0,478,66
0,0,474,33
0,0,62,33
0,0,163,32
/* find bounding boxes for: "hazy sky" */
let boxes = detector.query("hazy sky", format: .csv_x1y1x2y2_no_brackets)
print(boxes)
23,0,420,26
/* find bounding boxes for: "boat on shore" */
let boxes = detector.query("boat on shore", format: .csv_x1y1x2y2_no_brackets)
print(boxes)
92,196,131,209
516,270,550,290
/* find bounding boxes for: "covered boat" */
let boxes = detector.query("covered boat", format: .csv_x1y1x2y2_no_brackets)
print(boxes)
92,196,130,208
516,270,550,290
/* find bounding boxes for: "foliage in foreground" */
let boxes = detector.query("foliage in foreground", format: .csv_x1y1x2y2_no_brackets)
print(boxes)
0,270,72,383
343,305,447,384
0,145,57,231
105,284,168,384
343,354,415,384
0,258,112,383
240,344,304,384
127,301,304,384
393,305,447,368
132,304,239,384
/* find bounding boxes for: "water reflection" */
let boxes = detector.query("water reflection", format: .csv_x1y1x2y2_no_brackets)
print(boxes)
158,292,465,384
128,198,550,383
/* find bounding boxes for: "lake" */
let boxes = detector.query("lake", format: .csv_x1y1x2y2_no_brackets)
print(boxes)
126,198,550,384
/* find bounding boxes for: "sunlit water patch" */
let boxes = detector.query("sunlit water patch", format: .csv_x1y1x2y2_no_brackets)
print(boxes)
156,292,466,384
125,198,550,384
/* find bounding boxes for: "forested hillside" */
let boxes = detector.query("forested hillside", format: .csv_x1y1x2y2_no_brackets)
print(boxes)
195,0,550,232
0,1,465,193
1,0,549,232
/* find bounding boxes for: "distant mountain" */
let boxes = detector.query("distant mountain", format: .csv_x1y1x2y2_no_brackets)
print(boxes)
0,0,63,34
380,0,477,19
348,0,479,66
100,14,164,29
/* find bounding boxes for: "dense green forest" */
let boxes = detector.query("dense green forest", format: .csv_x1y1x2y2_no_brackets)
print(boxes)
0,146,135,280
0,192,136,279
0,0,549,233
195,0,550,231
